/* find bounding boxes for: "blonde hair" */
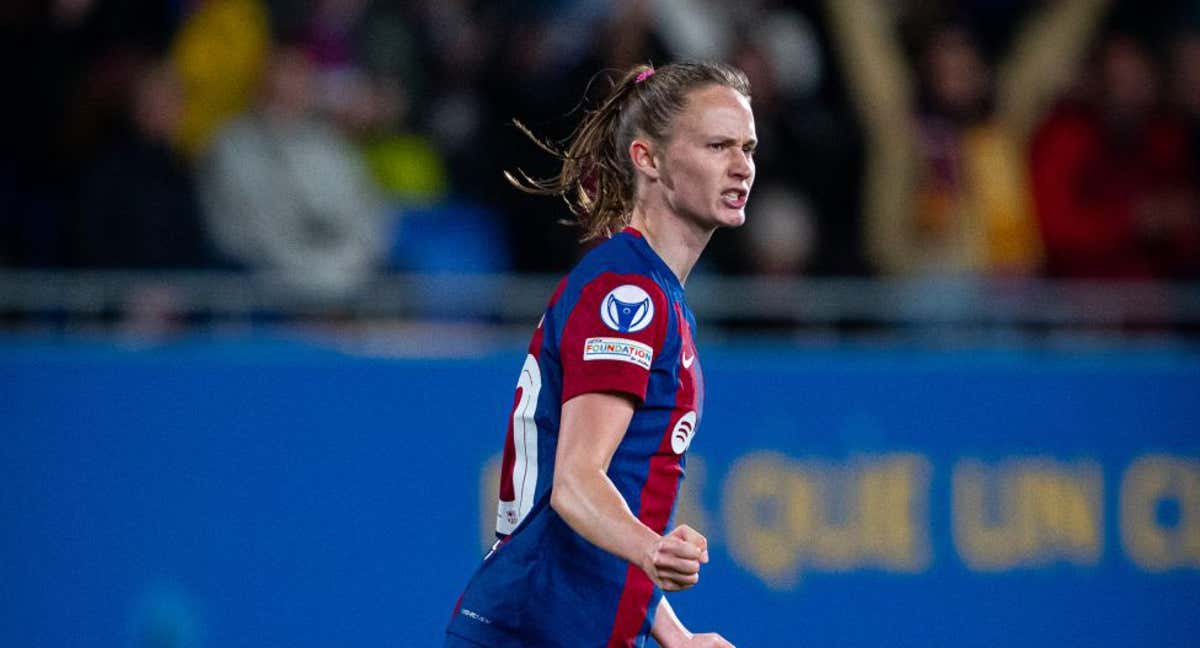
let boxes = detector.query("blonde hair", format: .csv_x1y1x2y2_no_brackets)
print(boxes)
505,61,751,241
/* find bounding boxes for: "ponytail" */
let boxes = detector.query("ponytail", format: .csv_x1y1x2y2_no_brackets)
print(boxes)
506,61,750,241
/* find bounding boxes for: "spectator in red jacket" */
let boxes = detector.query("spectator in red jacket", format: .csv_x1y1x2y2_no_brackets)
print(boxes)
1031,32,1200,279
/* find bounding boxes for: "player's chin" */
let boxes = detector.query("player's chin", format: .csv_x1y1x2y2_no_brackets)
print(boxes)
714,207,747,229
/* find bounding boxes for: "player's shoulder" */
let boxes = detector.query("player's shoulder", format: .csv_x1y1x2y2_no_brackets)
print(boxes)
564,229,670,301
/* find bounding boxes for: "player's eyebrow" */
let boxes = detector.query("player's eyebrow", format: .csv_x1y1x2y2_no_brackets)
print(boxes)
708,136,757,148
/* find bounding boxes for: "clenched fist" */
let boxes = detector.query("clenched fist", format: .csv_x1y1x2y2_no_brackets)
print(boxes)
641,524,709,592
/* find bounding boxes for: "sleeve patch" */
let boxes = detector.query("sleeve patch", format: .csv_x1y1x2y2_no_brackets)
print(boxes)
583,337,653,370
599,285,655,333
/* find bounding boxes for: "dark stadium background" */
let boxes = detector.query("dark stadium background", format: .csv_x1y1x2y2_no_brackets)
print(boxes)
2,1,1198,646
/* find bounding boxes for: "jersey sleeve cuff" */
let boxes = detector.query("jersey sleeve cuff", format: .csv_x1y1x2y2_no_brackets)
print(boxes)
561,368,649,404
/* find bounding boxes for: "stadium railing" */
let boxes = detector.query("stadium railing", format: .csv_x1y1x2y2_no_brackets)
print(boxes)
1,270,1198,341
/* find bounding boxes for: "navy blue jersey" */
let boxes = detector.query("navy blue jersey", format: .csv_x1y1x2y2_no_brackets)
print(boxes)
447,227,705,647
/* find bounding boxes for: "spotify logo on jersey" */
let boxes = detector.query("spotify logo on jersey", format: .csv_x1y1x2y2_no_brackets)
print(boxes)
671,411,698,454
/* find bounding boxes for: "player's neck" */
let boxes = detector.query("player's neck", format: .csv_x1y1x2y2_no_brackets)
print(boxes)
628,203,713,286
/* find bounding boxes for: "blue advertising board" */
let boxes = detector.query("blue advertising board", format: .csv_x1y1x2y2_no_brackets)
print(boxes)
2,339,1198,647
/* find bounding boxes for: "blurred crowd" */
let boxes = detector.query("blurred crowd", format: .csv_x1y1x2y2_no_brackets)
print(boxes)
1,0,1198,300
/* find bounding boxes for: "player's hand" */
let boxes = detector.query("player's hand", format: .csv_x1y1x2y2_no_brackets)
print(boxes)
641,524,709,591
682,632,734,647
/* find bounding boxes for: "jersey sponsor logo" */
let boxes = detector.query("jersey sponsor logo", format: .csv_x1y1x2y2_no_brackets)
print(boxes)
671,410,698,454
682,350,695,369
600,285,654,333
584,337,653,370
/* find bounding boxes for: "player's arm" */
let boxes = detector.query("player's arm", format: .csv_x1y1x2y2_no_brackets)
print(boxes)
551,391,706,591
651,597,735,648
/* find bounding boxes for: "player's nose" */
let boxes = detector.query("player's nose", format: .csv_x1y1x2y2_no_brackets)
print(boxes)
728,151,753,180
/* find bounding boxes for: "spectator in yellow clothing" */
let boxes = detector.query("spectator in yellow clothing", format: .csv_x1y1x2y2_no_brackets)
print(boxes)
170,0,270,158
826,1,1110,277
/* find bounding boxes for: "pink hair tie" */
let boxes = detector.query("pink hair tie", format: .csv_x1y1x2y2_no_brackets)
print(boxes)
635,68,655,84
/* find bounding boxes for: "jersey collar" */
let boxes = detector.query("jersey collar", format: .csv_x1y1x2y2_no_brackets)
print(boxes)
620,227,684,296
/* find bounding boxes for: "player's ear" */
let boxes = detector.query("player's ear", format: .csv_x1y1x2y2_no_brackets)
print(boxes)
629,137,660,182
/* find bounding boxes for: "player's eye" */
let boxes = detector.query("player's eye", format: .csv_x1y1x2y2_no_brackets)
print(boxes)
708,142,727,151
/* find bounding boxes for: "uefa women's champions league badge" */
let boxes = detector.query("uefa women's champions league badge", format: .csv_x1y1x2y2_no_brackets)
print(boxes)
600,285,654,333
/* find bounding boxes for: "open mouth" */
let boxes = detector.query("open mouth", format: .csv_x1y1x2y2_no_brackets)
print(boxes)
721,189,748,209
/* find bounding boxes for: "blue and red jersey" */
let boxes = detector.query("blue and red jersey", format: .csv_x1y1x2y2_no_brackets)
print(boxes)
446,227,705,648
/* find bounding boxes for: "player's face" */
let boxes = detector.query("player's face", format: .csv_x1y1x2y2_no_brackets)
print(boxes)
658,84,757,230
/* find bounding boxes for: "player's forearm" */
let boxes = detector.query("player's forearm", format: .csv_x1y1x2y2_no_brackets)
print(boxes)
551,467,659,568
651,597,692,648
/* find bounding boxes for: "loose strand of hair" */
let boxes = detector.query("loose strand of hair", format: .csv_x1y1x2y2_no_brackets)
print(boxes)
504,64,655,240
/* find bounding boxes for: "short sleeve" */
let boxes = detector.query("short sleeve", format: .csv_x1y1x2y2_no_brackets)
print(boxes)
560,272,669,404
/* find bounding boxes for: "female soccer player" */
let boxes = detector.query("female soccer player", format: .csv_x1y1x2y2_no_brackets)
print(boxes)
446,61,754,648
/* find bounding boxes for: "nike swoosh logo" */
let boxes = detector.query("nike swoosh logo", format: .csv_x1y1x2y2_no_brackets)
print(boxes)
682,351,695,369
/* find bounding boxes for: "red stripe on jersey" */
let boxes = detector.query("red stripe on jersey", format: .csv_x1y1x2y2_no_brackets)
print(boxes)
449,589,466,625
606,449,684,647
607,303,699,647
607,563,654,648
